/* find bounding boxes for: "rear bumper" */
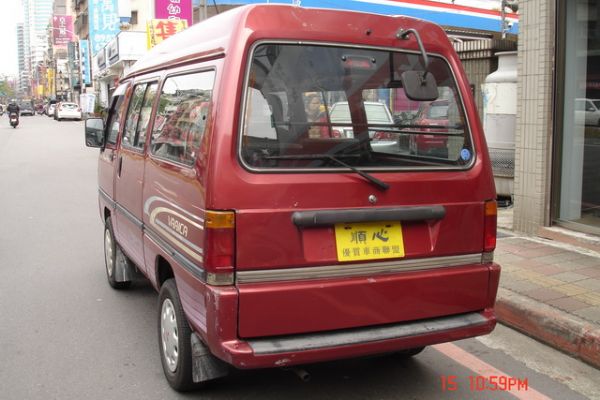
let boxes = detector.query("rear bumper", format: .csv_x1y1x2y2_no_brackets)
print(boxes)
216,309,496,369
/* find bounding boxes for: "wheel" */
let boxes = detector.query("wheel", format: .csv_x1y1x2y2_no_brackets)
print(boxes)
395,346,425,357
158,279,197,391
103,218,132,289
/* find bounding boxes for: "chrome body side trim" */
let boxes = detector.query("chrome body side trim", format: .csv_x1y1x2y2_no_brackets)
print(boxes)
236,253,483,284
247,312,488,355
145,227,207,282
99,188,116,210
115,203,144,229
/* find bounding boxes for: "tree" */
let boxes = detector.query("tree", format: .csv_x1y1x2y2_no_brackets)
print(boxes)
0,78,16,101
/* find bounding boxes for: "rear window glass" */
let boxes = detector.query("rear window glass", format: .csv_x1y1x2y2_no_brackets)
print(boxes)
240,43,472,170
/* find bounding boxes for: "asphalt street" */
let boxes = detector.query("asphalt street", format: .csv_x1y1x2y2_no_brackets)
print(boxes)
0,115,599,400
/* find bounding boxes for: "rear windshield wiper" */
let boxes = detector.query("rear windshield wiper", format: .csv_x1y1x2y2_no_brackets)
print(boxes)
264,154,390,191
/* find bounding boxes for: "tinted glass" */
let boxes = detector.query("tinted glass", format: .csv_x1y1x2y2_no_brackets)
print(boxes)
240,44,471,170
106,95,126,145
123,84,146,149
150,71,216,165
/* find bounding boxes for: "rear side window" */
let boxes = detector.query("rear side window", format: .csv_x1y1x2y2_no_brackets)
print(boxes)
240,43,472,170
150,70,216,166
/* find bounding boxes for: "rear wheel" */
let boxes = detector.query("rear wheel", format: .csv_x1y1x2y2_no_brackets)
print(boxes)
158,279,196,391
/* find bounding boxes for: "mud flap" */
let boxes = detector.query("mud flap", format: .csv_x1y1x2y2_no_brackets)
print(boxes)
191,332,229,383
114,247,135,282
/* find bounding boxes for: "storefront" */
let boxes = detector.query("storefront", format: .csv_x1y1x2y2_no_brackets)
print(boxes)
554,0,600,235
513,0,600,238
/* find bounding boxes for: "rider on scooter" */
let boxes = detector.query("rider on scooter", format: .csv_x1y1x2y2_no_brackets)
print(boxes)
7,101,20,127
7,101,20,119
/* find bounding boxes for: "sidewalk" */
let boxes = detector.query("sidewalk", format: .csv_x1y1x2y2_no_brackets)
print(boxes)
495,206,600,369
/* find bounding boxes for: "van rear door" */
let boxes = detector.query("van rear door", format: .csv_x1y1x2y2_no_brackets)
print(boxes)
232,43,496,338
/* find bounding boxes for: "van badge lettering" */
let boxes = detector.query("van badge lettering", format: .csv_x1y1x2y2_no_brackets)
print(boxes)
168,215,189,238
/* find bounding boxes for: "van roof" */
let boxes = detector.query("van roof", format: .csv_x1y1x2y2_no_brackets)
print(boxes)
125,4,449,79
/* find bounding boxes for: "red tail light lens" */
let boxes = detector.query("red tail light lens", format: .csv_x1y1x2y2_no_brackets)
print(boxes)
483,200,497,252
373,131,395,140
204,210,235,285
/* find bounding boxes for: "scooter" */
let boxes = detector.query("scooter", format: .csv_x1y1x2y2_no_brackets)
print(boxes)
9,112,19,128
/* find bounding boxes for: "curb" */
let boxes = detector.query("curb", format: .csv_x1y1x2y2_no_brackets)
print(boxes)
495,288,600,369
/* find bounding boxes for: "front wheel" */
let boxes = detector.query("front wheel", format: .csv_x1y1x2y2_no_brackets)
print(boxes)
103,218,132,289
158,279,197,391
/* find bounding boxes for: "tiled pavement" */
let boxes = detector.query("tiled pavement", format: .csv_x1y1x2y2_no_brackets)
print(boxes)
494,206,600,368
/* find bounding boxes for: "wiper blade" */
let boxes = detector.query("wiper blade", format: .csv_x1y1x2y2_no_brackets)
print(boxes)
264,154,390,191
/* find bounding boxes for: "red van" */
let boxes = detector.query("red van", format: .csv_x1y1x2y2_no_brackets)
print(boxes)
85,4,500,391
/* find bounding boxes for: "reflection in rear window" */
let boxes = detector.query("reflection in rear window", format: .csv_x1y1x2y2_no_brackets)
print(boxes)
240,43,472,170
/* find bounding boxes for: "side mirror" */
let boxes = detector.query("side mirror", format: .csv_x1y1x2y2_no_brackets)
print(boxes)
85,118,105,148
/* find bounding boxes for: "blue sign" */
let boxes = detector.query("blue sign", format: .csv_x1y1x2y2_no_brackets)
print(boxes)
79,40,92,86
212,0,519,34
88,0,121,55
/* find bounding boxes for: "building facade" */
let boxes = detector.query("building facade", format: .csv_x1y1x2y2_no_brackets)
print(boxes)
514,0,600,238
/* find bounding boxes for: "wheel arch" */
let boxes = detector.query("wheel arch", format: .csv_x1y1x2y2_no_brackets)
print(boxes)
156,255,175,288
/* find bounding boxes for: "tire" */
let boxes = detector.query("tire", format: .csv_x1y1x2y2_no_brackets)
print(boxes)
103,218,132,289
395,346,425,357
158,279,197,391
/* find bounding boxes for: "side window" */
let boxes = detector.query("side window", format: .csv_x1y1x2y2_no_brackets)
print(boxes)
106,95,126,146
150,70,216,165
137,83,158,148
122,84,147,149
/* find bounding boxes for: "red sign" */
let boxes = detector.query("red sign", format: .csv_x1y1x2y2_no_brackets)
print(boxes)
53,15,73,46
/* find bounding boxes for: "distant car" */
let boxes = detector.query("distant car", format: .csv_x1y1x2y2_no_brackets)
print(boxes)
409,100,450,157
19,103,35,116
47,103,56,117
575,98,600,126
55,102,82,121
328,101,399,153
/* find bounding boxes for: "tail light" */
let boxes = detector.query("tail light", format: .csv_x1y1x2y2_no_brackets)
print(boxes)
203,210,235,285
373,131,395,140
483,199,497,252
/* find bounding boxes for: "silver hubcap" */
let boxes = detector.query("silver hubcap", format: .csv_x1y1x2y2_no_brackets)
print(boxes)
104,229,114,277
161,299,179,373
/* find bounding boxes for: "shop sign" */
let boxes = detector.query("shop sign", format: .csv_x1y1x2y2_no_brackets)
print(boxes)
154,0,192,26
146,19,188,49
88,0,120,55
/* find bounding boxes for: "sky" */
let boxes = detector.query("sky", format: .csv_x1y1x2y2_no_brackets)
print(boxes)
0,1,22,77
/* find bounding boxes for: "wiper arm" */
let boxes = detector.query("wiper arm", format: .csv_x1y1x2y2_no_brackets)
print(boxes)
264,154,390,191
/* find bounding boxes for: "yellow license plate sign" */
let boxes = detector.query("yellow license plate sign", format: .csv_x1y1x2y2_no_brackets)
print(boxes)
334,221,405,262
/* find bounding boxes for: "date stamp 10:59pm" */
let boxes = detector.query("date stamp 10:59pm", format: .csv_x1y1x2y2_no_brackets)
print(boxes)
441,375,529,392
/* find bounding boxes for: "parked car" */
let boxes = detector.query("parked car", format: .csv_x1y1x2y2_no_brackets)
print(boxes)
47,103,56,117
56,102,82,121
84,4,499,392
328,101,400,153
575,98,600,126
408,99,450,158
19,102,35,116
